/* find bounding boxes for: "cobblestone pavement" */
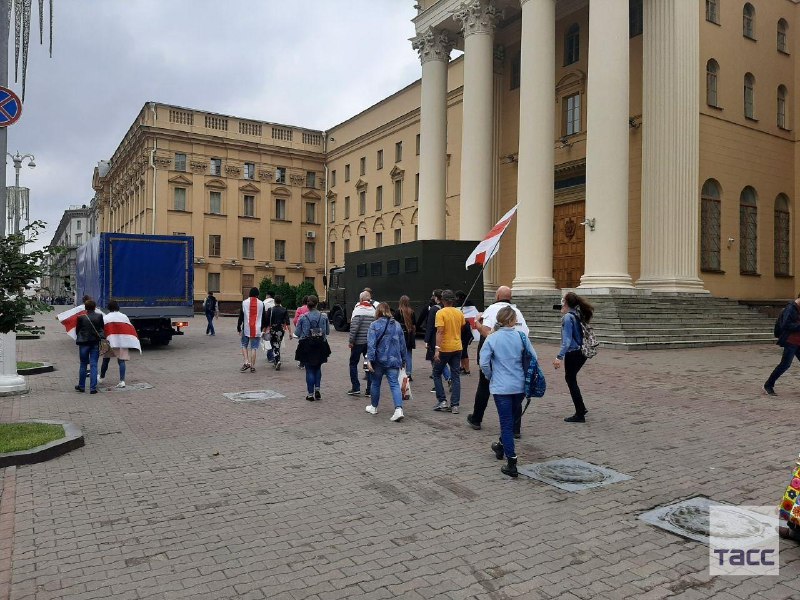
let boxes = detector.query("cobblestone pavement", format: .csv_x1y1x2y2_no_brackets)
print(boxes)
2,308,800,600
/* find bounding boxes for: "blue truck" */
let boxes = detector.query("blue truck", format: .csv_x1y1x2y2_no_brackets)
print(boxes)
76,233,194,346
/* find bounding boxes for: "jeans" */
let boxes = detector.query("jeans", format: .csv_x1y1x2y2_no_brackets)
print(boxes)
78,343,100,391
495,394,524,458
471,369,521,434
100,357,126,381
205,312,215,335
564,350,588,414
349,344,371,392
305,366,322,394
766,344,800,388
433,351,461,405
370,363,402,409
405,350,413,376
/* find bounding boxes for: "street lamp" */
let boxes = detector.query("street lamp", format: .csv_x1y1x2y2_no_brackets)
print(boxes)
6,150,34,234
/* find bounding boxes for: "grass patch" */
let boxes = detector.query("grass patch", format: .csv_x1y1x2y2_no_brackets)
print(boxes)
16,361,44,370
0,423,65,453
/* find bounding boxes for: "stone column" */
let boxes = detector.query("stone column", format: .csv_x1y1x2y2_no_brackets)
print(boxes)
512,0,557,293
0,333,28,396
580,0,633,289
412,27,453,240
636,0,707,293
453,0,502,241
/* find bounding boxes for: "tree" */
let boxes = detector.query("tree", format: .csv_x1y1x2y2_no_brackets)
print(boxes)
295,281,318,309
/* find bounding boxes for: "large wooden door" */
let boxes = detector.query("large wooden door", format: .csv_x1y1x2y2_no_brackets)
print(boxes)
553,201,585,289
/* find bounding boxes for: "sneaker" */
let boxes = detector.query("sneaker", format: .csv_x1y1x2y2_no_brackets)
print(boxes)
116,381,126,389
74,385,85,393
250,366,256,373
451,406,460,414
564,414,586,423
365,389,372,397
763,384,777,396
305,395,315,402
98,376,105,383
314,389,321,401
90,390,98,395
433,401,448,411
240,363,250,372
466,414,481,430
346,389,362,396
365,405,378,415
275,361,281,371
390,407,404,422
430,386,436,393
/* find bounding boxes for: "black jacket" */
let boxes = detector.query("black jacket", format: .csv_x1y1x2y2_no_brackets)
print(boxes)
777,301,800,347
75,311,105,345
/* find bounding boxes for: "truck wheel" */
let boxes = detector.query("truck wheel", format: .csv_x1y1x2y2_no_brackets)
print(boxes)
331,308,348,332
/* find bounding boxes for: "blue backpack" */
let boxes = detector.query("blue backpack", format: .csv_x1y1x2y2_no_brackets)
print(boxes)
519,332,546,412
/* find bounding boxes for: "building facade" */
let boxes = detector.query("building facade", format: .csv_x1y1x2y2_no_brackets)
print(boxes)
92,103,326,307
43,205,94,300
327,0,800,302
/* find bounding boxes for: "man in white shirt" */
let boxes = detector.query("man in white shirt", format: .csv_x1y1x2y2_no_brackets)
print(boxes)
466,286,529,433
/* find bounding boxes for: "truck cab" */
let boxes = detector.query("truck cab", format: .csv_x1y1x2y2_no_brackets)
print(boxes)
326,267,348,331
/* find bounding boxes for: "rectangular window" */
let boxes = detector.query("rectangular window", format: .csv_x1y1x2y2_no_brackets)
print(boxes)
243,195,255,217
510,51,521,90
172,232,186,236
387,259,400,275
394,229,401,245
376,232,383,248
359,191,366,215
244,162,255,180
209,191,222,214
376,185,383,211
405,257,418,273
242,237,255,260
76,233,82,245
207,272,220,293
629,0,643,37
275,239,286,261
359,156,366,176
345,164,350,181
329,241,335,263
370,262,382,276
331,170,336,187
275,167,286,184
395,141,403,162
377,149,384,170
329,200,336,222
306,202,316,223
174,187,187,211
344,238,350,254
275,275,285,285
209,235,221,257
305,242,316,262
415,174,420,201
394,179,402,206
275,198,286,220
241,274,254,300
175,153,187,172
705,0,719,24
359,235,366,251
306,171,316,188
76,220,81,231
415,134,420,156
210,158,222,176
357,263,368,277
563,93,581,136
345,196,351,219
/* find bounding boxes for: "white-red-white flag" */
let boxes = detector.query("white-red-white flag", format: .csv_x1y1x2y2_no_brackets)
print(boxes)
465,205,518,268
57,305,106,340
103,312,142,353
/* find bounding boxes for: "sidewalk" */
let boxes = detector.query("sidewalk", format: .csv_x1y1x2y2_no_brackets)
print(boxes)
1,309,799,599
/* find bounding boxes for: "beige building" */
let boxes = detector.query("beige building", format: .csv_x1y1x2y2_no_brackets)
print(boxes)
327,0,800,302
43,204,94,300
92,103,326,308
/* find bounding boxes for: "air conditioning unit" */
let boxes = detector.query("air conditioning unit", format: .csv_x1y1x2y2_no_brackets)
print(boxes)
306,231,316,239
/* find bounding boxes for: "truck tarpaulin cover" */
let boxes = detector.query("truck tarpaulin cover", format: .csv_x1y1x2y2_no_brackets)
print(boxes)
77,233,194,309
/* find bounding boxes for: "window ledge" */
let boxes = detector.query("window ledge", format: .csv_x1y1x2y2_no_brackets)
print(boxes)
271,219,293,223
740,271,761,277
701,268,725,274
168,209,192,213
779,49,791,56
238,215,260,220
745,116,759,123
743,35,757,42
208,255,221,259
301,221,320,226
779,126,792,132
706,104,724,111
205,212,227,217
775,273,794,279
275,258,286,262
705,19,721,27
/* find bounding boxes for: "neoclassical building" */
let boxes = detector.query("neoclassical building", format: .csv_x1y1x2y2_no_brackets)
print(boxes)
327,0,800,302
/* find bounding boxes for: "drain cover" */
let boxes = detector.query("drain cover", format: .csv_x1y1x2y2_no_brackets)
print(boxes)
517,458,631,491
639,497,774,544
223,390,286,402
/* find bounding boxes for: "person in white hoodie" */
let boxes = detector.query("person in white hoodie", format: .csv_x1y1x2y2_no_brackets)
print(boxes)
347,291,376,396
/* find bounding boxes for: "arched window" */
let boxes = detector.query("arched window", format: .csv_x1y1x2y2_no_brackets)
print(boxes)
564,24,579,65
743,3,756,39
744,73,755,119
775,194,791,275
706,59,720,107
740,186,758,274
778,18,789,53
701,179,722,271
778,85,788,129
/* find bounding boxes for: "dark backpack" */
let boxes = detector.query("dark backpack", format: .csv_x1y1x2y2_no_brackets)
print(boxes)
204,296,216,312
774,303,795,338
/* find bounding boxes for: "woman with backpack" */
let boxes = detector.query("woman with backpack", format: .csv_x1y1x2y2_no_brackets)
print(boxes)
366,302,408,422
553,292,593,423
294,296,330,402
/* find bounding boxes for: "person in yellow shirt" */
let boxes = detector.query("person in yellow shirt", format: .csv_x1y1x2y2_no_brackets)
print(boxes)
433,290,466,413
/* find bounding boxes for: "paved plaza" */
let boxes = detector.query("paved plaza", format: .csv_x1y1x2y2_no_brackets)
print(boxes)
2,309,800,600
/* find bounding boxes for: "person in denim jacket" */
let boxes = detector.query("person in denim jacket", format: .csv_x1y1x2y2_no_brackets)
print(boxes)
553,292,593,423
365,303,408,422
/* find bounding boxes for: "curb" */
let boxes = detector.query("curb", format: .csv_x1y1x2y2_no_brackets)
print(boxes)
0,421,84,468
15,363,55,376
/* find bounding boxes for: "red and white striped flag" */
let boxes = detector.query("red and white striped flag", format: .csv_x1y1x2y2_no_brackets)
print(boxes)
465,205,518,268
57,305,88,340
103,312,142,353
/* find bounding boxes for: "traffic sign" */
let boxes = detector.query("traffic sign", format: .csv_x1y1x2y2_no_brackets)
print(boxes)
0,87,22,127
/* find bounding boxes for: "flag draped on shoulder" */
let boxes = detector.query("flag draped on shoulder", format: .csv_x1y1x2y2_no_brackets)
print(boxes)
103,312,142,353
57,305,87,340
465,205,518,268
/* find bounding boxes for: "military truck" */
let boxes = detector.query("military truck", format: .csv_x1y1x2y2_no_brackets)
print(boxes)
325,240,484,332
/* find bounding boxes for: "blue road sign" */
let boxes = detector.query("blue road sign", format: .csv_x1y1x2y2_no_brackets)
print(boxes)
0,87,22,127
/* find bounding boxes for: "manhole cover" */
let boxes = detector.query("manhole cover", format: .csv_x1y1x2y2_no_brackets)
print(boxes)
639,497,774,544
223,390,285,402
517,458,631,491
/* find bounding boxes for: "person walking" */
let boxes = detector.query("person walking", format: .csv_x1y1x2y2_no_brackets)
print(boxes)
365,302,408,422
294,295,330,401
204,291,218,335
467,286,529,435
263,291,276,312
425,289,451,391
553,292,594,422
432,290,465,413
347,291,375,397
293,296,310,328
74,299,105,394
265,295,290,370
764,292,800,395
393,295,416,381
479,306,535,478
99,300,140,388
237,287,267,373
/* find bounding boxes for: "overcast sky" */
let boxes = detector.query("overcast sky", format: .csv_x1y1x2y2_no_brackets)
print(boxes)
8,0,425,249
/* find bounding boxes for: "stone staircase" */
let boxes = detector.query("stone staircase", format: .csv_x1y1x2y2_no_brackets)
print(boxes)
509,294,776,350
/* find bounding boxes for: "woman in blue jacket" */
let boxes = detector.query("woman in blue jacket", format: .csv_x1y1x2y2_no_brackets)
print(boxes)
553,292,593,423
366,302,408,422
479,306,535,478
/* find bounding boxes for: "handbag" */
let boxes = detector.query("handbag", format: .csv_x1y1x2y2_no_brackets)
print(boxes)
84,314,110,354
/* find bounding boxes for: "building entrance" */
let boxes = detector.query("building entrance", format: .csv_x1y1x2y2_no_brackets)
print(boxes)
553,200,585,289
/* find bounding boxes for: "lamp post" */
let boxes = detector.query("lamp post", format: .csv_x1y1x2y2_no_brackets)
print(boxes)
6,151,34,234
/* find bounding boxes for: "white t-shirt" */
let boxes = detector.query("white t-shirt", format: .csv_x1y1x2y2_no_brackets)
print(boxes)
481,301,529,336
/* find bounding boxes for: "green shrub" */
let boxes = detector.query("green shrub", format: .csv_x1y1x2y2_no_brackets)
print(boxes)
295,281,318,309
